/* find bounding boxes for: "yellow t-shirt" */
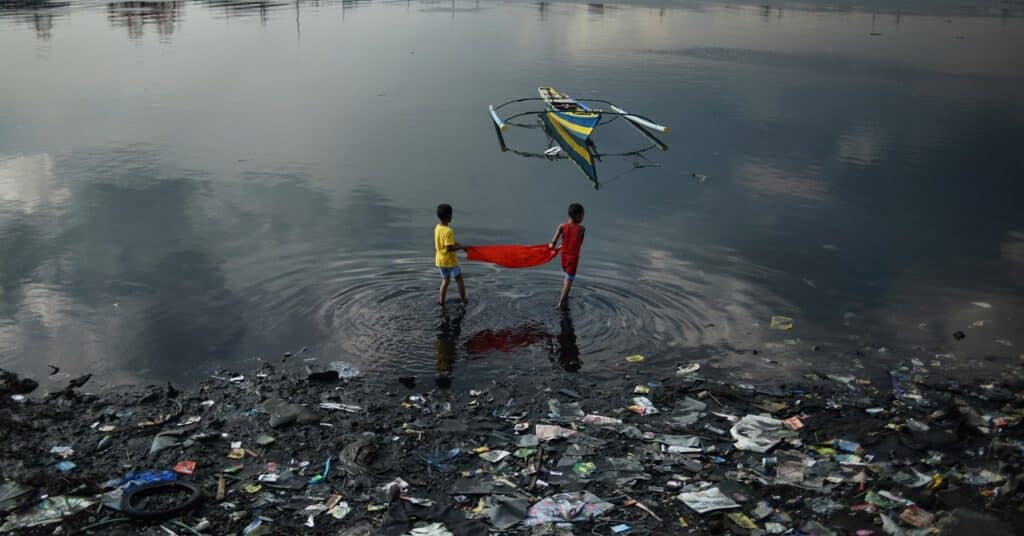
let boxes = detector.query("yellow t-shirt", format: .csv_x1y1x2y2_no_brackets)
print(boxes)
434,224,458,267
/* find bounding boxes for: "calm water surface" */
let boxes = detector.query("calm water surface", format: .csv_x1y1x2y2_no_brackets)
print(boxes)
1,0,1023,390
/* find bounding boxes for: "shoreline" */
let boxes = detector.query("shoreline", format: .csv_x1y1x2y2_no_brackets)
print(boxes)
1,349,1022,535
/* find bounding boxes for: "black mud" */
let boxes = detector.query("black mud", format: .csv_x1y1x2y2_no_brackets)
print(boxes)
0,352,1022,535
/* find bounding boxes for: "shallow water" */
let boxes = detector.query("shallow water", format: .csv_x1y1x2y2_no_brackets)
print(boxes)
1,0,1022,391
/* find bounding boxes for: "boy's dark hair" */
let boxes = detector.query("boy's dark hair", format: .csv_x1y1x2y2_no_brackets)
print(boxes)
568,203,584,222
437,203,453,222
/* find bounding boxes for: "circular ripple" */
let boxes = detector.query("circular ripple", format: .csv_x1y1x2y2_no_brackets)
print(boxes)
236,250,784,386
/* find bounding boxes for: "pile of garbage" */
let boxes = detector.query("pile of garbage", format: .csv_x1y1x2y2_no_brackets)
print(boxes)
1,348,1022,534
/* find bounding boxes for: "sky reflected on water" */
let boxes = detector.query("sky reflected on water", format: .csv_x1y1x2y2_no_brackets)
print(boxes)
1,0,1022,390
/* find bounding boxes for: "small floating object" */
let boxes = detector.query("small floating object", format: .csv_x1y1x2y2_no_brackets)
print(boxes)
625,354,645,363
770,316,794,330
972,301,992,309
676,363,700,375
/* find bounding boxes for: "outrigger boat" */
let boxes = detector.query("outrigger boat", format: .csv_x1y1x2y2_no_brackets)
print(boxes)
489,87,669,188
538,87,602,141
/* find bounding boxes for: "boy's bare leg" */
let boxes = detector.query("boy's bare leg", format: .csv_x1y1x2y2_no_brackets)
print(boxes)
557,279,573,309
439,277,450,305
455,275,467,304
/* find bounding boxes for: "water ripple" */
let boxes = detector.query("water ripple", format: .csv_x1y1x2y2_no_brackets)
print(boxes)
228,245,787,388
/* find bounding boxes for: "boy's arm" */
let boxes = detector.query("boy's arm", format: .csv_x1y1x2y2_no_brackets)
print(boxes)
443,229,464,251
548,224,563,249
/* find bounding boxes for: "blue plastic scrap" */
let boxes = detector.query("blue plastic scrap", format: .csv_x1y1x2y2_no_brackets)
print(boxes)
104,470,177,490
243,516,263,535
612,523,631,533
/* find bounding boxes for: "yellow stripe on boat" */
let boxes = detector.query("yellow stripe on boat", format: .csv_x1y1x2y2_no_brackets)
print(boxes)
546,112,593,166
550,113,597,138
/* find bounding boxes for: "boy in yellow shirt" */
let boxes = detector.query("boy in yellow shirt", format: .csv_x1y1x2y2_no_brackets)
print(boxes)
435,203,467,305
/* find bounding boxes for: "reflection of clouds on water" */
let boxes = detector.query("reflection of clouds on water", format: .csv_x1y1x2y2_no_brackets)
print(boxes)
19,283,72,334
1003,230,1024,283
0,145,249,383
0,153,73,365
0,282,91,378
0,0,1021,388
844,269,1023,375
1003,230,1024,266
737,160,827,202
836,125,884,166
0,154,68,214
637,247,783,344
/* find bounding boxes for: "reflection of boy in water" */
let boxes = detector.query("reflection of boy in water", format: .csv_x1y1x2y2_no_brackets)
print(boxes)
555,311,581,371
434,307,464,389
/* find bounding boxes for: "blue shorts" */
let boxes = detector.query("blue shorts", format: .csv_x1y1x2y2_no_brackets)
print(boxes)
564,271,576,281
438,266,462,279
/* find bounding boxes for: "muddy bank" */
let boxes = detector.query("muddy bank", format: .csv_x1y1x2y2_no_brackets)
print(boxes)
1,349,1022,535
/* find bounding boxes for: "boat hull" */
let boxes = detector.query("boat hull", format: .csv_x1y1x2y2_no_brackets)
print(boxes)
541,112,599,186
538,86,601,141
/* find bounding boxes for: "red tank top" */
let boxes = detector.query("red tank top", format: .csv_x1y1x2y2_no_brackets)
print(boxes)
561,221,584,257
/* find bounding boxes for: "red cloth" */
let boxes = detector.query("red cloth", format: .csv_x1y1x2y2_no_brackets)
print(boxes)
465,244,559,269
559,222,584,276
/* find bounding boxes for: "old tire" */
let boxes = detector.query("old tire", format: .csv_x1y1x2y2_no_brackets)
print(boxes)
121,481,203,521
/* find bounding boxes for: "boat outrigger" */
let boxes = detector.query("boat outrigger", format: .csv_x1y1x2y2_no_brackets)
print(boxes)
489,87,670,188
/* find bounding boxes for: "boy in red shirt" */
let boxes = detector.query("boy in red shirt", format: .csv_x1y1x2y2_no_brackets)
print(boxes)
548,203,585,309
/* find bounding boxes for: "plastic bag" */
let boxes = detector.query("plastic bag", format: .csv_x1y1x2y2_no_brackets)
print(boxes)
523,492,613,526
